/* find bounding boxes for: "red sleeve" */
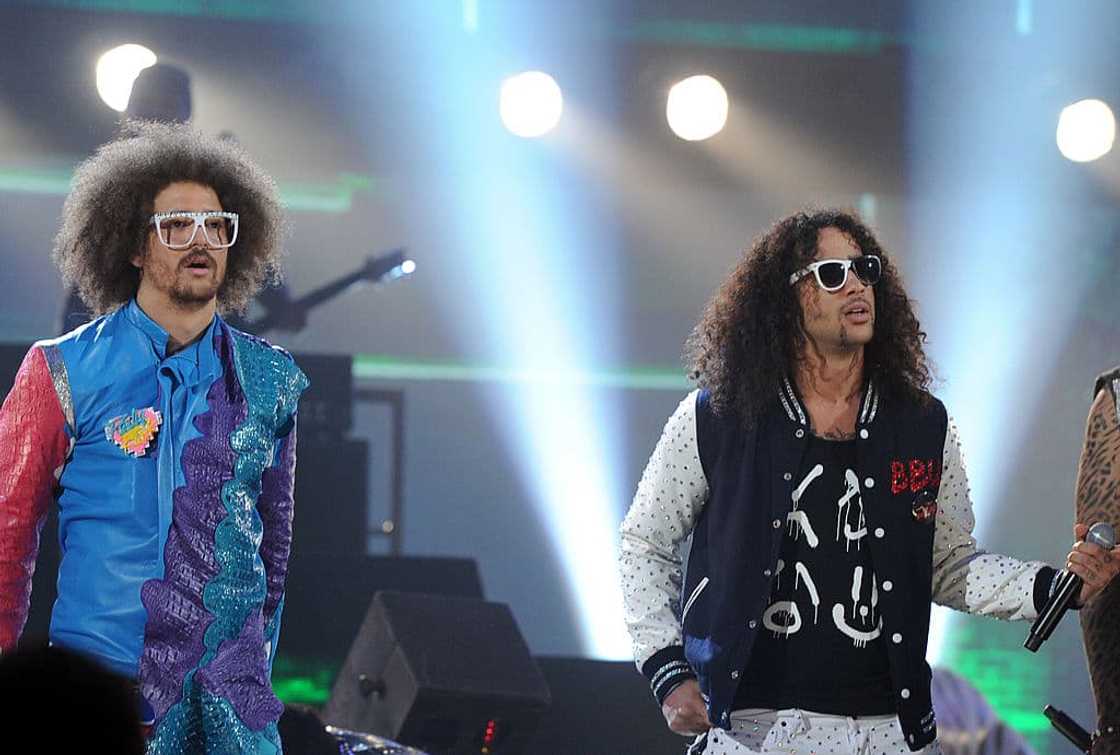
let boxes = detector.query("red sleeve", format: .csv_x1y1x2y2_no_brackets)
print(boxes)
0,346,69,651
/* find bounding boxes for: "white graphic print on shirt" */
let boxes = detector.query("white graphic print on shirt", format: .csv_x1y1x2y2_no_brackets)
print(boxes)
788,463,824,545
766,462,881,647
838,469,867,550
833,566,882,647
763,561,822,637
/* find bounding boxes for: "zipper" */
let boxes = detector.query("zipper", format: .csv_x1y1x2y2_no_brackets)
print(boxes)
682,576,710,621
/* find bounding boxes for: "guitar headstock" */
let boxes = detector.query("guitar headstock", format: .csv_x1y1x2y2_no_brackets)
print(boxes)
362,248,413,283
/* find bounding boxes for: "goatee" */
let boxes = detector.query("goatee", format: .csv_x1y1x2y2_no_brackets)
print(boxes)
170,280,221,308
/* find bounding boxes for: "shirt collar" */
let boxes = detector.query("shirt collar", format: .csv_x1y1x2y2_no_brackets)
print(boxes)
126,298,171,357
125,298,221,382
778,374,880,427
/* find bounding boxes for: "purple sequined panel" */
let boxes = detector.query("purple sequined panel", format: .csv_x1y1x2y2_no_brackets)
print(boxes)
193,609,282,729
137,331,247,723
138,325,307,750
258,425,296,627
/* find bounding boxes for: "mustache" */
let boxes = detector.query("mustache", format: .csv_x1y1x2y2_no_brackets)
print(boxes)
179,251,216,269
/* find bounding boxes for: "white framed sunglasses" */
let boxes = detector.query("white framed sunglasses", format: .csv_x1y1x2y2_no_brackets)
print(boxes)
789,254,881,292
150,211,239,250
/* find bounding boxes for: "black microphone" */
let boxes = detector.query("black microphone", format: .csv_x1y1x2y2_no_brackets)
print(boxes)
1043,705,1092,753
1024,522,1116,652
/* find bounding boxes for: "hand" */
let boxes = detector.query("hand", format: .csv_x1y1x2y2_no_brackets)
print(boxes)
661,679,712,736
1068,523,1120,606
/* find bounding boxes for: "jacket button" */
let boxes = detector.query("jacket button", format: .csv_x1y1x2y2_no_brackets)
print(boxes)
882,580,893,591
859,428,869,439
763,569,772,577
864,477,875,488
749,620,758,629
772,519,782,529
874,527,885,538
901,688,911,699
795,429,805,439
783,472,792,481
892,633,902,644
731,670,740,679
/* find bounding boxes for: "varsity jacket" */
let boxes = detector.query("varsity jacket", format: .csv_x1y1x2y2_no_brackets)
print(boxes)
0,300,309,753
619,378,1056,751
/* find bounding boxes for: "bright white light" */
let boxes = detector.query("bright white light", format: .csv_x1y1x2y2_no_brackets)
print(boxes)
666,75,729,142
511,384,631,658
96,44,157,112
499,71,563,138
926,605,951,666
1056,99,1115,162
400,259,417,275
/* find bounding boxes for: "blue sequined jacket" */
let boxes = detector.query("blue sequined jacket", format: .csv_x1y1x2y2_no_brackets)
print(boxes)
0,300,309,753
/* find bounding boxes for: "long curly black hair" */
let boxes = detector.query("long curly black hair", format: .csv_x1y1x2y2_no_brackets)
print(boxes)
686,209,933,426
53,120,285,315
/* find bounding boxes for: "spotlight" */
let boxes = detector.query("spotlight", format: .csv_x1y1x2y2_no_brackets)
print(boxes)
499,71,563,138
1056,99,1115,163
96,44,158,112
666,75,728,142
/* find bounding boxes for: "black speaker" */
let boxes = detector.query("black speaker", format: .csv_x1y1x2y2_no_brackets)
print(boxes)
322,591,551,755
290,353,354,439
528,657,685,755
292,437,368,558
280,555,484,665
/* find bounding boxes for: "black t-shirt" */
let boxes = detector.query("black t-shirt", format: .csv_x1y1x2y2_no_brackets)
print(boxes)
733,435,895,715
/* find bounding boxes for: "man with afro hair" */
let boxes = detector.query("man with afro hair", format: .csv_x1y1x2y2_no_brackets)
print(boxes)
0,121,308,753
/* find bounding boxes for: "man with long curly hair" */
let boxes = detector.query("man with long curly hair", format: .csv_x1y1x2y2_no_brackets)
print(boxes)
0,121,308,753
619,209,1120,753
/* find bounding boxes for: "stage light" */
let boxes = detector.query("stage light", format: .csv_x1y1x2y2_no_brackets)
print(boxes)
349,3,629,661
666,75,729,141
96,44,158,112
400,259,417,275
1056,99,1115,162
909,6,1102,678
499,71,563,138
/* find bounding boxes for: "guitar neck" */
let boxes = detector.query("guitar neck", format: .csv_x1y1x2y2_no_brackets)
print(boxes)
293,269,368,312
244,251,405,332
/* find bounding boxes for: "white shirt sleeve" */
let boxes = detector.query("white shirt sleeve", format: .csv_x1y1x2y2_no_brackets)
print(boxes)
931,412,1051,620
618,390,710,667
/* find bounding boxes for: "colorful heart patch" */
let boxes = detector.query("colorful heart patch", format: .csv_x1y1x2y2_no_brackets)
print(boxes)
104,407,162,458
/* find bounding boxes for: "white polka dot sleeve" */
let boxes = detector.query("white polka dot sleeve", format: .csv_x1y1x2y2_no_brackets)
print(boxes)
619,390,710,668
931,413,1054,620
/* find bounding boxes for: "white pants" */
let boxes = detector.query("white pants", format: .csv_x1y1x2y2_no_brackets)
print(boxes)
699,708,941,755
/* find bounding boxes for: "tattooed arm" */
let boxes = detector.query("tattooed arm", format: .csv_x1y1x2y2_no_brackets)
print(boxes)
1069,382,1120,606
1076,376,1120,739
1075,385,1120,528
